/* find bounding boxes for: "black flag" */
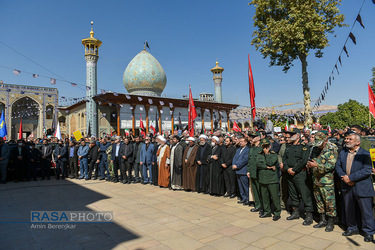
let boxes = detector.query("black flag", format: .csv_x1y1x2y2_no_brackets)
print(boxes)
339,56,342,66
335,64,340,75
145,41,150,50
373,0,375,5
356,14,365,29
349,32,356,45
343,46,349,57
155,111,159,133
329,76,331,86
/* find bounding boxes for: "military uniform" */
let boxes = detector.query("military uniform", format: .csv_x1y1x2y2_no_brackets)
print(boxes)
309,132,338,232
283,128,313,225
256,138,281,220
247,132,263,211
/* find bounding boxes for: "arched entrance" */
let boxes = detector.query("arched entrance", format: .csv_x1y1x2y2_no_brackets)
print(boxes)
11,97,40,139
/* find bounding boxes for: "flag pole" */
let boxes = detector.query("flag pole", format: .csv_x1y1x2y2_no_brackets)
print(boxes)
370,111,371,128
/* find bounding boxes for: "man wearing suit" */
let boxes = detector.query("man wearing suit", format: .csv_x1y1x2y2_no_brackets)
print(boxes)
120,137,133,184
0,137,10,184
233,137,250,204
222,137,237,198
12,139,28,182
110,136,123,183
132,136,144,183
335,132,375,242
40,139,52,180
54,140,68,180
68,141,79,179
140,136,156,184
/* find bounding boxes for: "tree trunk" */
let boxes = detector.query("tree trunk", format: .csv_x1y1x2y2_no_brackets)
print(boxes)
300,54,312,127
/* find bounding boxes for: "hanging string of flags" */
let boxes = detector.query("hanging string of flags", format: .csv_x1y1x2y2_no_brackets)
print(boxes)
313,0,373,109
2,64,189,121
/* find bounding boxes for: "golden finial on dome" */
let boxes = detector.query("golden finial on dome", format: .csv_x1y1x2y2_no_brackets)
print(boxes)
211,59,224,73
82,21,102,56
90,21,94,37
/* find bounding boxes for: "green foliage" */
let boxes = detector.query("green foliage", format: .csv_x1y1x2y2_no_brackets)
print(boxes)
319,99,374,129
249,0,346,72
371,67,375,93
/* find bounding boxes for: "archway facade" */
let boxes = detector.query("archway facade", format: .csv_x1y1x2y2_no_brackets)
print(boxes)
11,97,41,139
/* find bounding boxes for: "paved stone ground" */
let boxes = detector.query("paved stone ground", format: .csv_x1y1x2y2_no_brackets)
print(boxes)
0,179,374,250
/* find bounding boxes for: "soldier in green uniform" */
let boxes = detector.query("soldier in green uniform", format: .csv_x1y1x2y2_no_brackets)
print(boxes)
283,128,314,225
307,131,338,232
247,131,263,213
256,138,281,221
106,138,115,180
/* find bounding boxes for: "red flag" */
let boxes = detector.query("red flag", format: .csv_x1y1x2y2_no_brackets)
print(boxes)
248,54,256,119
150,124,156,135
140,115,146,137
188,85,197,136
368,83,375,118
232,121,241,132
18,118,23,139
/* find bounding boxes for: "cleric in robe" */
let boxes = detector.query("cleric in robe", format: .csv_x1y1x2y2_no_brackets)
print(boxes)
156,135,171,188
170,135,184,190
208,136,225,196
182,137,199,191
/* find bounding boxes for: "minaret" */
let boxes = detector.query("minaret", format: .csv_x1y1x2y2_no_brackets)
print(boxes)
82,21,102,137
211,60,224,102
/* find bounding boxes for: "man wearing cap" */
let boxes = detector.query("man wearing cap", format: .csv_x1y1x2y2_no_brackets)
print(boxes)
247,131,263,209
195,134,212,193
182,137,199,191
208,136,224,196
156,135,170,188
140,136,156,184
307,131,338,232
283,128,314,225
256,138,281,221
170,135,184,190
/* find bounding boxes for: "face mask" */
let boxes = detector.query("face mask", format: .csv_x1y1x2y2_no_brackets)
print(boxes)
211,142,216,147
185,140,189,144
18,143,22,146
30,146,33,149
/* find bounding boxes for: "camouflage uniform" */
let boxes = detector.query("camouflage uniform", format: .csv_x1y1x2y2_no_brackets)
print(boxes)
106,146,114,177
310,133,338,217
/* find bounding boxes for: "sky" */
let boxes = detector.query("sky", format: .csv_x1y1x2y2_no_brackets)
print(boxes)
0,0,374,110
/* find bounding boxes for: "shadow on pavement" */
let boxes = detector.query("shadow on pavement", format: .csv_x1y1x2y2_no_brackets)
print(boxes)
0,179,139,249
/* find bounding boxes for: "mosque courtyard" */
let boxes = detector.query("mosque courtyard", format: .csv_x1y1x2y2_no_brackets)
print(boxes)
0,179,373,250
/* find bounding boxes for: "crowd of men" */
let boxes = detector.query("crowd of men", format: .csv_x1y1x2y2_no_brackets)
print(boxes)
0,123,374,243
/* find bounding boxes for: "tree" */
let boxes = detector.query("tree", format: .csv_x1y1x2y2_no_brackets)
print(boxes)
319,99,374,129
371,67,375,93
249,0,345,127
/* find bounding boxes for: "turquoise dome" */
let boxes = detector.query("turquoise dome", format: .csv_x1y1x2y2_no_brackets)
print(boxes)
123,50,167,96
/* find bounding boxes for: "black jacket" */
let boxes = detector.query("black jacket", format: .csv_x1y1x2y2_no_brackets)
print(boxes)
88,145,99,164
221,145,236,169
120,142,134,164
